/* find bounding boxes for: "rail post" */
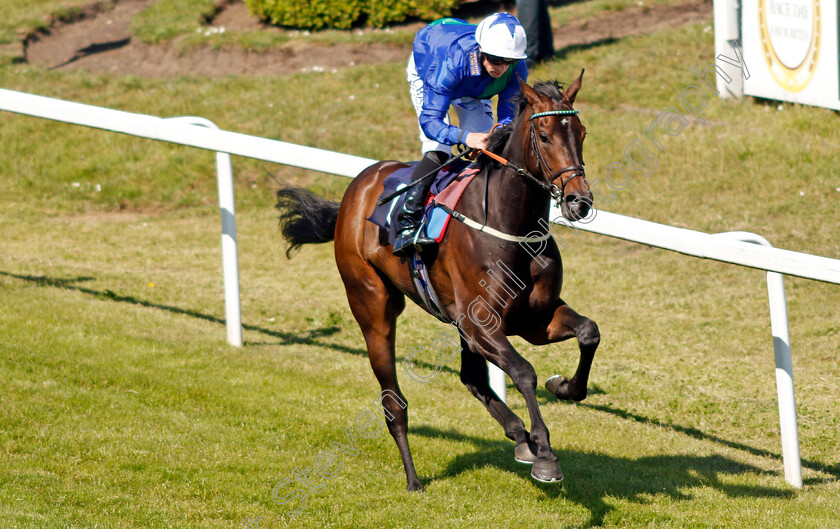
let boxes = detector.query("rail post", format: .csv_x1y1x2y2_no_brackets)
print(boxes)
713,231,802,488
164,117,243,347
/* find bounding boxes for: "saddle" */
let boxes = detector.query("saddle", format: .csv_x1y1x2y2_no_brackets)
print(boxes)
366,158,480,245
366,158,481,322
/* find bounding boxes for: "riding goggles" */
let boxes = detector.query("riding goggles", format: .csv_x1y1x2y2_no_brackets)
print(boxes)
483,53,518,66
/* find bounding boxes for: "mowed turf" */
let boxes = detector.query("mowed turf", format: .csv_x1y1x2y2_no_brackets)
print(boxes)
1,2,839,528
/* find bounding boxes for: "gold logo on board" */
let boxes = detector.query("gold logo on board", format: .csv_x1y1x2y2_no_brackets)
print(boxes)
758,0,821,92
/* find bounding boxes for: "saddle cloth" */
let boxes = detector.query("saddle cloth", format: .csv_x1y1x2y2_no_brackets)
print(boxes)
366,158,480,244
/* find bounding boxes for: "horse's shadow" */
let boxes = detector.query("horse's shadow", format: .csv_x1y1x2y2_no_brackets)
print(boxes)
565,400,840,487
412,424,793,527
9,271,838,511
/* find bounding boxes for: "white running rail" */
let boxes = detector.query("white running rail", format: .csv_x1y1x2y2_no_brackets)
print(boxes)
0,87,373,347
3,88,838,488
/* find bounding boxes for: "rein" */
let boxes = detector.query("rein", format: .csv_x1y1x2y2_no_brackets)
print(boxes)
442,107,587,244
479,109,585,202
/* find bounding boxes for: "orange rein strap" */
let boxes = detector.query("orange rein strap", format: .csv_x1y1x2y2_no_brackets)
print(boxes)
476,147,557,196
478,148,508,166
476,122,508,166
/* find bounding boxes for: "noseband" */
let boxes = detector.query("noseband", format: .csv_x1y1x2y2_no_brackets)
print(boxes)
527,109,586,201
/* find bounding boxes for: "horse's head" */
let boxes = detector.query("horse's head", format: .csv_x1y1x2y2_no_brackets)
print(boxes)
518,71,592,221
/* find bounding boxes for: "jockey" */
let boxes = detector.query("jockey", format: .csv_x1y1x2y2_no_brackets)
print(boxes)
393,12,529,256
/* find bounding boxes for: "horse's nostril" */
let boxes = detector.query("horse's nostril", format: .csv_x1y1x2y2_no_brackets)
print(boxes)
565,193,578,203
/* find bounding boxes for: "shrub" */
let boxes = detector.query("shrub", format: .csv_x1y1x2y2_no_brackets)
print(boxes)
364,0,460,27
244,0,461,30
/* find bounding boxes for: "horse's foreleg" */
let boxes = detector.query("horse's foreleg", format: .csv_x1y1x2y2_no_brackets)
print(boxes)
461,324,563,483
521,299,600,402
459,338,538,464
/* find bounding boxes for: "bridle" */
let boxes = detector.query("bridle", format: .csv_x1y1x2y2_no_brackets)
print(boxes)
434,106,590,245
528,109,586,201
480,108,586,202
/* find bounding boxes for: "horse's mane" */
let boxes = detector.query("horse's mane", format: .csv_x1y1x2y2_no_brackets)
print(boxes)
483,80,567,166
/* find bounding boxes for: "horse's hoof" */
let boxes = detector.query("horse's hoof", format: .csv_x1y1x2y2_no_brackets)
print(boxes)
546,375,565,395
546,375,586,402
406,481,425,493
514,439,538,465
531,460,564,483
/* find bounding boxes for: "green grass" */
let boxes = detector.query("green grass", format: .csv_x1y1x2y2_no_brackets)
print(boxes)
548,0,692,28
0,0,93,43
1,1,839,528
131,0,217,44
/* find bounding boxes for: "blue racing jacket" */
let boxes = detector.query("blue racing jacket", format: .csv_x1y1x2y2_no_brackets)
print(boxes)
412,19,528,146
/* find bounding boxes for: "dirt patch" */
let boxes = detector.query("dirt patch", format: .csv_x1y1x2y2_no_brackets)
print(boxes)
23,0,417,77
554,0,712,51
23,0,712,78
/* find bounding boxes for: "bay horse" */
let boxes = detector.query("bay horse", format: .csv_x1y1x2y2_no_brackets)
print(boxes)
275,73,600,491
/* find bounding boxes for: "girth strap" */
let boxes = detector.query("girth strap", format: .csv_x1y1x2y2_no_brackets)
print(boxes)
436,204,551,243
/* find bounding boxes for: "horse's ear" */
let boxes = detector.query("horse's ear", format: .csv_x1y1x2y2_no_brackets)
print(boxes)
563,69,585,104
518,75,540,106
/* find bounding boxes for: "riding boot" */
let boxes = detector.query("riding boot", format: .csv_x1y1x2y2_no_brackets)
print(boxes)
393,151,448,256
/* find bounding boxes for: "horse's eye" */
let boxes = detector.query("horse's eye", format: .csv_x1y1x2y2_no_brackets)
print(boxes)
539,132,550,144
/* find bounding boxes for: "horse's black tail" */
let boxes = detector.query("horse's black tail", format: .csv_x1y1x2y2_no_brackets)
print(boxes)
275,187,340,258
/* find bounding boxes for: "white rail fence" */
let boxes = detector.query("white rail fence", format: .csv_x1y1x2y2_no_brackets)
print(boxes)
0,88,373,347
3,88,839,489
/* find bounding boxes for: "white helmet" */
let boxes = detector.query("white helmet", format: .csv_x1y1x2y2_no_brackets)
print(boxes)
475,13,527,60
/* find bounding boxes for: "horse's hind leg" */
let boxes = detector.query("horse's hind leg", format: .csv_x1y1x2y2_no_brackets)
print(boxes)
338,263,423,491
459,338,538,463
521,299,600,402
